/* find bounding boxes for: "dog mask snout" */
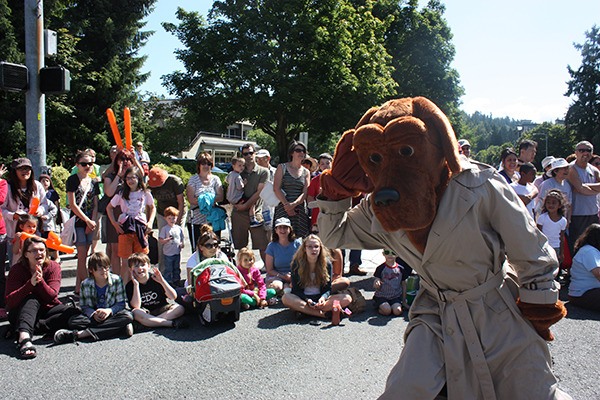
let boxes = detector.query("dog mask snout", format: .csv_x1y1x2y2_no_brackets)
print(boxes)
374,188,400,207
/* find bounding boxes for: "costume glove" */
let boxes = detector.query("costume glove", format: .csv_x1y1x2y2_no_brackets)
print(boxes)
320,129,374,201
517,300,567,341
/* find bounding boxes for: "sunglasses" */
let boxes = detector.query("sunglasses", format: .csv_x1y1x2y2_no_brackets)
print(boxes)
199,160,212,166
577,148,592,153
242,151,254,156
203,242,220,249
79,162,93,167
293,148,306,153
383,250,396,256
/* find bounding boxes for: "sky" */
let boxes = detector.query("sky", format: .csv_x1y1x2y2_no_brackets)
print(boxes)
140,1,600,123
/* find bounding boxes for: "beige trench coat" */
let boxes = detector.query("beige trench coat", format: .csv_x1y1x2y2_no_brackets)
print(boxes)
317,159,571,400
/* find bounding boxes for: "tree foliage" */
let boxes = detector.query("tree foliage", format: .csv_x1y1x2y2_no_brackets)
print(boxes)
163,0,398,161
565,25,600,148
0,0,157,166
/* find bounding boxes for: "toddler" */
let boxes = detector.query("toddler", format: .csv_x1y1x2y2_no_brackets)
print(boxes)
373,249,409,316
126,253,187,329
13,214,39,257
226,157,261,227
158,206,185,286
54,252,133,344
536,189,567,265
236,247,276,309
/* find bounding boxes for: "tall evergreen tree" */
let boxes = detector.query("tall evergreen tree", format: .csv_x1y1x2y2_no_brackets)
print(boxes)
565,25,600,148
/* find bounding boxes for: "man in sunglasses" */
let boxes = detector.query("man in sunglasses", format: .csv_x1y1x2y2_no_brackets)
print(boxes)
567,140,600,251
230,144,269,262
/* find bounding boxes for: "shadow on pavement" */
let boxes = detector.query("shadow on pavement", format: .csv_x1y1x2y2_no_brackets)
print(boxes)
563,302,600,321
256,308,299,329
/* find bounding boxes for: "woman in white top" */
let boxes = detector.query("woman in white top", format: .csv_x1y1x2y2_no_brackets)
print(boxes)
185,224,229,287
186,152,223,252
1,157,47,266
568,223,600,311
536,158,573,222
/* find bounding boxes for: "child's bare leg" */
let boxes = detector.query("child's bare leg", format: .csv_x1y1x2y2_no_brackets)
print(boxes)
156,303,185,321
132,309,175,328
282,293,325,318
379,302,392,316
391,302,403,316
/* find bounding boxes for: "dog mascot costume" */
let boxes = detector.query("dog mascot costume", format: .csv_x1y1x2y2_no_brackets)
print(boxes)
317,97,570,399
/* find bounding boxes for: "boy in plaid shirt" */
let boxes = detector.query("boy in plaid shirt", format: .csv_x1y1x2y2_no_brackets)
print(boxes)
54,252,133,344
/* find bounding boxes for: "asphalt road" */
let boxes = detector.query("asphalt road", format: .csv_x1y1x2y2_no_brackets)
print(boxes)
1,245,598,399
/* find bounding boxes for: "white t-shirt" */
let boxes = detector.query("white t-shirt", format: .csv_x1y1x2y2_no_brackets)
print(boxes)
510,182,536,219
536,212,567,248
569,244,600,297
110,190,153,224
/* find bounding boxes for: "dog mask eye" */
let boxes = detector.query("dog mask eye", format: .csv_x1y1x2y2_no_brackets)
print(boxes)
399,146,414,157
369,153,383,164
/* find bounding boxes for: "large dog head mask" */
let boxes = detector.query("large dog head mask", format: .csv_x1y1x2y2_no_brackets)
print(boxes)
353,97,461,233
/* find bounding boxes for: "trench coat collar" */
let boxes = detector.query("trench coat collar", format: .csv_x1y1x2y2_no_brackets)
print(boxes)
421,157,495,264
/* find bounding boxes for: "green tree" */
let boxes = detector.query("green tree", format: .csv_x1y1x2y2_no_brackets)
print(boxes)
163,0,397,161
565,25,600,148
381,0,464,124
0,0,157,165
522,123,577,165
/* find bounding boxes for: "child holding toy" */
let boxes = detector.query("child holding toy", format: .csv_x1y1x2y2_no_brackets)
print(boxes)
53,252,133,344
12,214,39,258
126,253,187,329
373,249,409,316
226,156,261,227
158,206,185,286
107,166,155,280
236,247,275,309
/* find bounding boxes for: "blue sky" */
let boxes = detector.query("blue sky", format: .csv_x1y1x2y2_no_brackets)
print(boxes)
140,1,600,123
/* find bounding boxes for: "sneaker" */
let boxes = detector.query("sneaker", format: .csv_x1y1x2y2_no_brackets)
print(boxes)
267,297,278,306
241,303,251,310
124,323,134,337
249,219,263,228
54,329,76,345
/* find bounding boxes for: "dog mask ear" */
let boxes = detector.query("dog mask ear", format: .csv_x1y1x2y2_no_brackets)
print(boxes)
412,97,462,175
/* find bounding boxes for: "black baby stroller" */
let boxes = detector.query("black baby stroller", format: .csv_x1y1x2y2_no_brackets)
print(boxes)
189,258,246,325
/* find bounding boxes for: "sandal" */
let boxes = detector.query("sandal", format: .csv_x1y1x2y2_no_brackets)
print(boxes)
17,338,37,359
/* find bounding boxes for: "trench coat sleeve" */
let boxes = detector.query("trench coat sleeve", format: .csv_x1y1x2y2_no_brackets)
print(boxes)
316,197,389,251
486,175,560,304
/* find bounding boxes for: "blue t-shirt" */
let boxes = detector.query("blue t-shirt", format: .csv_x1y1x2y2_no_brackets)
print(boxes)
569,244,600,296
96,284,108,308
265,238,302,274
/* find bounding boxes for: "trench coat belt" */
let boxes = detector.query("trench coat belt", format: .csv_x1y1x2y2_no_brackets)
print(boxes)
419,269,506,400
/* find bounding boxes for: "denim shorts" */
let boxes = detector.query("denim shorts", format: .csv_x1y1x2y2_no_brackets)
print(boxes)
75,227,94,246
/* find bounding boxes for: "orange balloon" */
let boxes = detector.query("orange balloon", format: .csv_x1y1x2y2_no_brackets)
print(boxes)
124,107,132,150
20,231,76,254
29,196,40,215
106,108,123,149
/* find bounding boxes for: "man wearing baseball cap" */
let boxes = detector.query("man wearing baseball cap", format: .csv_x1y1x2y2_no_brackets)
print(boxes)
148,166,185,275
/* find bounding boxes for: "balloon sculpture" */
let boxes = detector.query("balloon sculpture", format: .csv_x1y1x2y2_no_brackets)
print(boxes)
19,231,75,254
106,107,133,151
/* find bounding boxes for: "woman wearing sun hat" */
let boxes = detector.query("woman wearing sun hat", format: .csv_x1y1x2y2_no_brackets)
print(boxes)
536,158,573,221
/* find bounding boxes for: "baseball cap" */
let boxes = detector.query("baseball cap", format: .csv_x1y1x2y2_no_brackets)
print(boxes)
274,217,292,228
458,139,471,148
11,157,32,169
255,149,270,158
147,167,168,188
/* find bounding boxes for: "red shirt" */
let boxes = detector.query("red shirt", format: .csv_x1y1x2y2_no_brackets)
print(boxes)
5,259,62,311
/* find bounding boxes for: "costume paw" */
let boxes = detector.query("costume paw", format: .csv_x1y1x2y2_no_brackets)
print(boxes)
517,300,567,341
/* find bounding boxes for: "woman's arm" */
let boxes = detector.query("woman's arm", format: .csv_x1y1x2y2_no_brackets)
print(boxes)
273,164,288,205
213,176,224,203
106,197,124,234
103,174,121,197
67,190,95,232
186,180,199,207
265,253,277,276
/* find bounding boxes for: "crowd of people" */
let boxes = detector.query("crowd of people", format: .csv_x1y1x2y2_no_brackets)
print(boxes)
1,136,599,359
460,139,600,312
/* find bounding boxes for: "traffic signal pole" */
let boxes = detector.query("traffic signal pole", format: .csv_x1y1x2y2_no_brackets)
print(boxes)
24,0,46,176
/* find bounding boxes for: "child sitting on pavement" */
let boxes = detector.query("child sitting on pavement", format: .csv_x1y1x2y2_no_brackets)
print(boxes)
373,249,410,316
226,157,262,227
126,252,187,329
158,206,185,286
54,252,133,344
236,247,276,309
